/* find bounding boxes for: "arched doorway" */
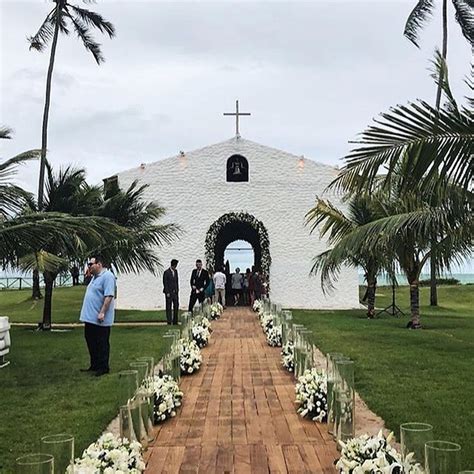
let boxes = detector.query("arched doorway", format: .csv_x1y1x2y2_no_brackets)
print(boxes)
205,212,271,276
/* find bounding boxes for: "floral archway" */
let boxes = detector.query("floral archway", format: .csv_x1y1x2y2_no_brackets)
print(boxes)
204,212,271,276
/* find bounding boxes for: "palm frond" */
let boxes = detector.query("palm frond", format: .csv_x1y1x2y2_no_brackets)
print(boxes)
69,4,115,38
19,250,68,273
306,197,354,240
28,9,56,51
0,213,128,265
452,0,474,46
0,127,12,139
65,13,104,64
332,100,474,193
429,49,460,116
403,0,435,47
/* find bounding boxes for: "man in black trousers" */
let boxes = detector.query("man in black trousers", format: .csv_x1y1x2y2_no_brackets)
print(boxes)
188,259,209,312
163,259,179,325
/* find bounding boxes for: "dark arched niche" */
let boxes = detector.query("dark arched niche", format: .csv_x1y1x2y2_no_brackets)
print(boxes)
226,155,249,182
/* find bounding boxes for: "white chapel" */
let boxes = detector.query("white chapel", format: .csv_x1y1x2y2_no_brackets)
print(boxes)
112,127,359,310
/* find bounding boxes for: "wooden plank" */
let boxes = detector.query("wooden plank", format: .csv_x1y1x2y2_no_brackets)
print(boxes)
163,446,186,474
299,444,324,472
215,445,233,473
282,444,308,473
233,444,251,473
179,446,201,473
249,443,269,474
197,445,219,473
265,444,288,473
146,447,169,473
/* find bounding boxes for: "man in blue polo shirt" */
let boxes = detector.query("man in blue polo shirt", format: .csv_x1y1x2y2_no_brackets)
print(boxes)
79,254,116,376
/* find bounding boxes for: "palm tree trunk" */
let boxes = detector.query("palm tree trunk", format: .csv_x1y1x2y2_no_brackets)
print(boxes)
41,271,57,330
31,269,42,300
408,279,421,328
366,275,377,319
430,0,448,307
37,2,63,209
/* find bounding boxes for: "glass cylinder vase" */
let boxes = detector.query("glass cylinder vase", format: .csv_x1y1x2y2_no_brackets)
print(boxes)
425,441,461,473
326,353,343,435
136,357,155,379
40,434,74,474
118,370,138,403
334,359,355,445
129,399,148,448
119,404,137,442
15,454,54,474
400,422,433,464
130,361,149,385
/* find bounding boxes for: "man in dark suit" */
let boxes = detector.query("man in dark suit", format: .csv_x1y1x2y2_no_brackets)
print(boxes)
163,259,179,325
188,259,210,312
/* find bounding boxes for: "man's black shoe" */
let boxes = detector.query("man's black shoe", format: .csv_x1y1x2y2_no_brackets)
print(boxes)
80,367,95,372
95,369,110,377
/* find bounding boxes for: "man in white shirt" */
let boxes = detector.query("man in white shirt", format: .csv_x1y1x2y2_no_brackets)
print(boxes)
213,267,227,308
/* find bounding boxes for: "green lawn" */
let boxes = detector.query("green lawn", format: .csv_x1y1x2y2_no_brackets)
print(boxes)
0,326,169,472
0,286,166,324
293,285,474,469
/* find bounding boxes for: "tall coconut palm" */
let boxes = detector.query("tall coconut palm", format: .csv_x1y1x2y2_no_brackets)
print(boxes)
404,0,473,306
306,195,391,318
28,0,115,208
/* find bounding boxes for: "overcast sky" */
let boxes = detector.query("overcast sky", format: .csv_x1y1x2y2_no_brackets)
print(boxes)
1,0,472,196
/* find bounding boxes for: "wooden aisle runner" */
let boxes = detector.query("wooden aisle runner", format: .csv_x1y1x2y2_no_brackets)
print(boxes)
145,307,338,473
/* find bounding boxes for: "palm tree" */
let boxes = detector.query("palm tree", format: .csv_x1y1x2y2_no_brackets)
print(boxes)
404,0,473,306
28,0,115,208
331,172,472,328
96,180,180,274
306,195,391,318
23,168,178,329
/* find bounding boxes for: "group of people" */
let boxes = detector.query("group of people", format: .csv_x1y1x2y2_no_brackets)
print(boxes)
78,254,268,378
162,258,267,325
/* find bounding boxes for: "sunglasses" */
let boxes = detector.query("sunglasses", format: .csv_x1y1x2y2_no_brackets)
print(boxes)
87,262,96,267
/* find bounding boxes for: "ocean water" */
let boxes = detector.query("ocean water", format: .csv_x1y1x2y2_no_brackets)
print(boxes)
358,273,474,285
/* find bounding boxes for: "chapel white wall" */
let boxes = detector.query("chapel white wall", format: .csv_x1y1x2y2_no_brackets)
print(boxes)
114,137,359,310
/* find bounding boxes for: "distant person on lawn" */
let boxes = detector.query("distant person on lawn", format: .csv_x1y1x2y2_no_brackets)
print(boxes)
79,254,116,376
163,259,179,325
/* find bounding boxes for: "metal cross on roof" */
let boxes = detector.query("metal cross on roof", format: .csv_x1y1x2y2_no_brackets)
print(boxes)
223,100,251,137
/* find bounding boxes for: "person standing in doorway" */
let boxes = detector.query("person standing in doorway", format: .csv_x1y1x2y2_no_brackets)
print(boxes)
79,255,116,376
231,267,243,306
188,259,209,312
205,269,215,304
213,267,227,308
163,259,179,325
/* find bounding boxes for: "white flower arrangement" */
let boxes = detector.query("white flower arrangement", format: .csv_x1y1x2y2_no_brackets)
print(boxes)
67,433,145,473
179,338,202,374
192,321,211,348
152,374,183,423
336,430,425,473
281,340,294,372
209,302,223,320
253,299,263,313
260,313,274,332
266,324,282,347
295,368,328,423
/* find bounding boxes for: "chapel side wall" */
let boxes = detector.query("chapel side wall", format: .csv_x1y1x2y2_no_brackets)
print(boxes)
115,138,360,310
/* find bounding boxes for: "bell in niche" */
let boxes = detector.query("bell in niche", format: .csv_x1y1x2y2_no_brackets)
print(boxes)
232,161,242,175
